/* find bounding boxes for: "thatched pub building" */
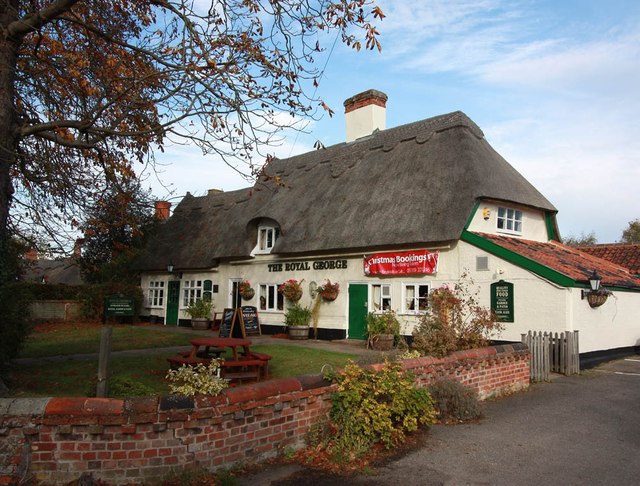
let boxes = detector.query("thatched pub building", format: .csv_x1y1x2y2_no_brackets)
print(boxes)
136,90,640,360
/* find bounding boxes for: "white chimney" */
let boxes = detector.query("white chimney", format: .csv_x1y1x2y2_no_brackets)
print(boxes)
343,89,388,143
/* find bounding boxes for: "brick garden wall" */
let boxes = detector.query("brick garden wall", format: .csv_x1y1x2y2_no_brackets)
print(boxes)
0,343,529,485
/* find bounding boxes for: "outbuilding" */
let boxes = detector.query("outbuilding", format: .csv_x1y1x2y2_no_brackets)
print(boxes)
136,90,640,360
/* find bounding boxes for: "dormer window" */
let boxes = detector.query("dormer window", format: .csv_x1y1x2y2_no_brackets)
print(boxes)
497,207,523,234
256,225,278,254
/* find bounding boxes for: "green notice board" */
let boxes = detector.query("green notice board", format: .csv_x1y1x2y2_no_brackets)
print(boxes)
491,280,514,322
104,295,135,318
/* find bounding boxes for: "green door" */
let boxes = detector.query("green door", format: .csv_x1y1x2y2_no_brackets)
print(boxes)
166,280,180,325
348,284,368,340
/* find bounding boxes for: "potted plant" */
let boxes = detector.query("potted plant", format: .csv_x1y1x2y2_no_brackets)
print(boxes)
317,279,340,301
284,303,311,340
366,310,400,350
185,298,214,330
279,279,303,303
239,280,255,300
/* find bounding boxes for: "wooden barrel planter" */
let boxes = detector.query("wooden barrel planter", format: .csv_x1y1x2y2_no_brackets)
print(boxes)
288,325,310,340
370,334,394,351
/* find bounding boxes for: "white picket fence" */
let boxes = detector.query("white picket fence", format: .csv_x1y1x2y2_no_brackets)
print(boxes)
521,330,580,382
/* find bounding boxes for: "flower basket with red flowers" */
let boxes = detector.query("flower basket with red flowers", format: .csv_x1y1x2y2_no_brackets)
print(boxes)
317,280,340,302
278,279,303,303
239,280,254,300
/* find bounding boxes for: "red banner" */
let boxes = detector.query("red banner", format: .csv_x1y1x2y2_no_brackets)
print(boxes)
363,250,439,276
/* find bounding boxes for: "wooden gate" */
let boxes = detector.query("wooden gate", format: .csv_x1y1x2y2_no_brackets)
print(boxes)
521,330,580,381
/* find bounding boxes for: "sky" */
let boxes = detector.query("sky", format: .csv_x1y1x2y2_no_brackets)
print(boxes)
148,0,640,243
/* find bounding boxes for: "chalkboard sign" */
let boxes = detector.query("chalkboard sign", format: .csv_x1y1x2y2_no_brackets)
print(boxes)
218,308,237,338
239,306,261,336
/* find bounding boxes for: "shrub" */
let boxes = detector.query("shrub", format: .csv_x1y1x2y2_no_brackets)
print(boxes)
184,298,214,319
319,360,436,463
80,282,144,320
412,273,504,357
0,282,34,372
428,378,481,422
284,303,311,327
165,361,228,397
88,376,156,398
366,310,401,348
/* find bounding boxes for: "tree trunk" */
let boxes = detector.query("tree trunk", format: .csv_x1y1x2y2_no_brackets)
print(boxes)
0,2,20,284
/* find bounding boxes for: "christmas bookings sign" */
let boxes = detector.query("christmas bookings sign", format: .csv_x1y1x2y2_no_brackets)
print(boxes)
364,250,439,276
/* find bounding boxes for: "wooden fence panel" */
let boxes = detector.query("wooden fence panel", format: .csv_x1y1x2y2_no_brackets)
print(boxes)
522,330,579,381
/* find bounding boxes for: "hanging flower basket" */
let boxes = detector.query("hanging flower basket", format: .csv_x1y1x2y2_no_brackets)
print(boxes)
239,280,254,300
241,288,255,300
279,279,303,303
587,292,609,308
317,280,340,302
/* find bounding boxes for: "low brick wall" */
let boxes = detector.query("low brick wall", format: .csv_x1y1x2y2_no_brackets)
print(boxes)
0,343,529,485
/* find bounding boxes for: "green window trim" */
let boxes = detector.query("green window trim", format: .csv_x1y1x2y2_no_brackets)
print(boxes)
463,201,481,231
545,213,558,241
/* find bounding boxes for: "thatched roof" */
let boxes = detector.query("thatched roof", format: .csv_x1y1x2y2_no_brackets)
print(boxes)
137,111,556,271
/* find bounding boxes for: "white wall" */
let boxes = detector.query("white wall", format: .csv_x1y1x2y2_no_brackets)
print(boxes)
139,240,640,353
467,199,549,242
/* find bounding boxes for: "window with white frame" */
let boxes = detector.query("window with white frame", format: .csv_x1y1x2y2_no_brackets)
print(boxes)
371,284,391,311
497,207,523,234
147,281,165,308
182,279,203,307
256,226,278,253
259,284,284,311
403,283,430,313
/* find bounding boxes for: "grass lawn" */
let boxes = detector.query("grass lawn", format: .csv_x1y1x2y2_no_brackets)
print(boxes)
20,322,191,358
7,322,357,398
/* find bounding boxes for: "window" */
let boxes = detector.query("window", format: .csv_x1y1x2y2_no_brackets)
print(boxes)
259,284,284,311
182,280,203,307
403,283,430,313
257,226,278,253
147,281,165,308
371,284,391,311
497,207,523,234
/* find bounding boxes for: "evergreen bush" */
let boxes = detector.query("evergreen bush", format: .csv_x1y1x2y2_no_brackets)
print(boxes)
0,283,34,372
317,360,436,463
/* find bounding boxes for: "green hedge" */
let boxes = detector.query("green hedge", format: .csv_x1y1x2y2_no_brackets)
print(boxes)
10,282,144,321
0,283,34,371
77,282,144,321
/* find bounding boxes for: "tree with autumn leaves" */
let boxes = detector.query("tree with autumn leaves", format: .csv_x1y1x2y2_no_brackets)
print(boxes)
0,0,384,284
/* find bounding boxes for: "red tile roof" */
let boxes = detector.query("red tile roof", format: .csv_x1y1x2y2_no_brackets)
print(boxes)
471,233,640,290
576,244,640,275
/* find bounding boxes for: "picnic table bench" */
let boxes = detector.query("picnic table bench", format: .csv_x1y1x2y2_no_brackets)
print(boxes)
166,356,211,369
220,358,265,383
243,352,272,378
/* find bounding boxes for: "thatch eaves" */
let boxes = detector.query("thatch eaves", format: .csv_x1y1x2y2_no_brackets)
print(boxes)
136,111,556,271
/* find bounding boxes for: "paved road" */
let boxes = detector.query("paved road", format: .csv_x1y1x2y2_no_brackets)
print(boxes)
239,357,640,486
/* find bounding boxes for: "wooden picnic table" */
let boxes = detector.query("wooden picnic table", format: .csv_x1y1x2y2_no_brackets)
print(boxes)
168,337,271,384
189,337,252,360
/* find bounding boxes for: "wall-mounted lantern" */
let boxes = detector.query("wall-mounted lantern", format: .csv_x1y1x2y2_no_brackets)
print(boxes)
581,270,610,308
167,261,182,279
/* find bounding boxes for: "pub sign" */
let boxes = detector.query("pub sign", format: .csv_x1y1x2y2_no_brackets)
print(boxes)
491,280,514,322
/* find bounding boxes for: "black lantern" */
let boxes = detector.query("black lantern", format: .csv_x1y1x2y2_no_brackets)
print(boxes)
588,270,602,292
167,262,174,273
